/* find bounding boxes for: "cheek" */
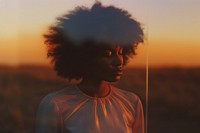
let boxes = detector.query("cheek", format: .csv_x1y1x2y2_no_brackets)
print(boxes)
96,58,112,70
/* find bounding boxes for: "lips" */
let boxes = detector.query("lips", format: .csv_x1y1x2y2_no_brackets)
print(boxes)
111,68,123,75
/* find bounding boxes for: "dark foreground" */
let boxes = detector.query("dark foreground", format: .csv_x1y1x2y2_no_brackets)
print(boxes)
0,65,199,133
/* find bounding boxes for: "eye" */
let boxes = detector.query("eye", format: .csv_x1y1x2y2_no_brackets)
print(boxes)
118,49,123,55
104,50,112,57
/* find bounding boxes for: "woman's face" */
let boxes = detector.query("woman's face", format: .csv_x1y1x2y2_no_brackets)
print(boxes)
87,44,124,82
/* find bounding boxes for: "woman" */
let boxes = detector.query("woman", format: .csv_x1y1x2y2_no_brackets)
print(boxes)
36,2,144,133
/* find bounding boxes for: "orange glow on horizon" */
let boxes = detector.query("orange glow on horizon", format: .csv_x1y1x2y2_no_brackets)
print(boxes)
1,31,200,67
148,40,200,67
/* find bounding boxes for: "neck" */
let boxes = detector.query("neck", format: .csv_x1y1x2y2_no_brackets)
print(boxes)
77,79,110,98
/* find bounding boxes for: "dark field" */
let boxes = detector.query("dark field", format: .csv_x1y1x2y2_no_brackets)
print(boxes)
0,65,200,133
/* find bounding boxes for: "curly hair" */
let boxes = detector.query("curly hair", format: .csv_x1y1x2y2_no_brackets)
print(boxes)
44,2,144,79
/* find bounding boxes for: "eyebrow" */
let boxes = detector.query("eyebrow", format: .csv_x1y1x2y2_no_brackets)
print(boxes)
104,44,122,49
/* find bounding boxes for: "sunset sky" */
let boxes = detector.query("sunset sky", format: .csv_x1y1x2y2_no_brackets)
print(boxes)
0,0,200,67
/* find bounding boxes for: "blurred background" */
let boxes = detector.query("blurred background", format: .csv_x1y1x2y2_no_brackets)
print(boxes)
0,0,200,132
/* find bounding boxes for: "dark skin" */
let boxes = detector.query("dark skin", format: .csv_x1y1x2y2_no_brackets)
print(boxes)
77,45,124,98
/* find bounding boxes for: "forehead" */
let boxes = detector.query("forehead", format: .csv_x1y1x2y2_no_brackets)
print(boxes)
98,43,123,50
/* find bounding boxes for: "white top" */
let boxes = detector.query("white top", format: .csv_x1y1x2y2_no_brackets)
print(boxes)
36,85,144,133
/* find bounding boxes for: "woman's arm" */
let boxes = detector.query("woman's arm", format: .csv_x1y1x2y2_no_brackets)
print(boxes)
35,95,63,133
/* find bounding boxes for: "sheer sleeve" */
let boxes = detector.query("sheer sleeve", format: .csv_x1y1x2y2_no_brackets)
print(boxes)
35,95,63,133
132,97,144,133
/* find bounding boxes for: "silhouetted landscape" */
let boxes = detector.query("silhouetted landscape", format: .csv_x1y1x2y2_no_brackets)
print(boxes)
0,65,200,133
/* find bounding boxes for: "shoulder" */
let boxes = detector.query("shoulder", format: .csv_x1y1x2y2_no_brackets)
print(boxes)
39,85,80,107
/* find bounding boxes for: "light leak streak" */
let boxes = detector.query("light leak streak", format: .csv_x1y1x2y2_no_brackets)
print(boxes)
144,1,149,132
145,40,149,133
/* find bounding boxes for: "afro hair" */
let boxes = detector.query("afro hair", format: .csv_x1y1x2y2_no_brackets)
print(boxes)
44,2,144,79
